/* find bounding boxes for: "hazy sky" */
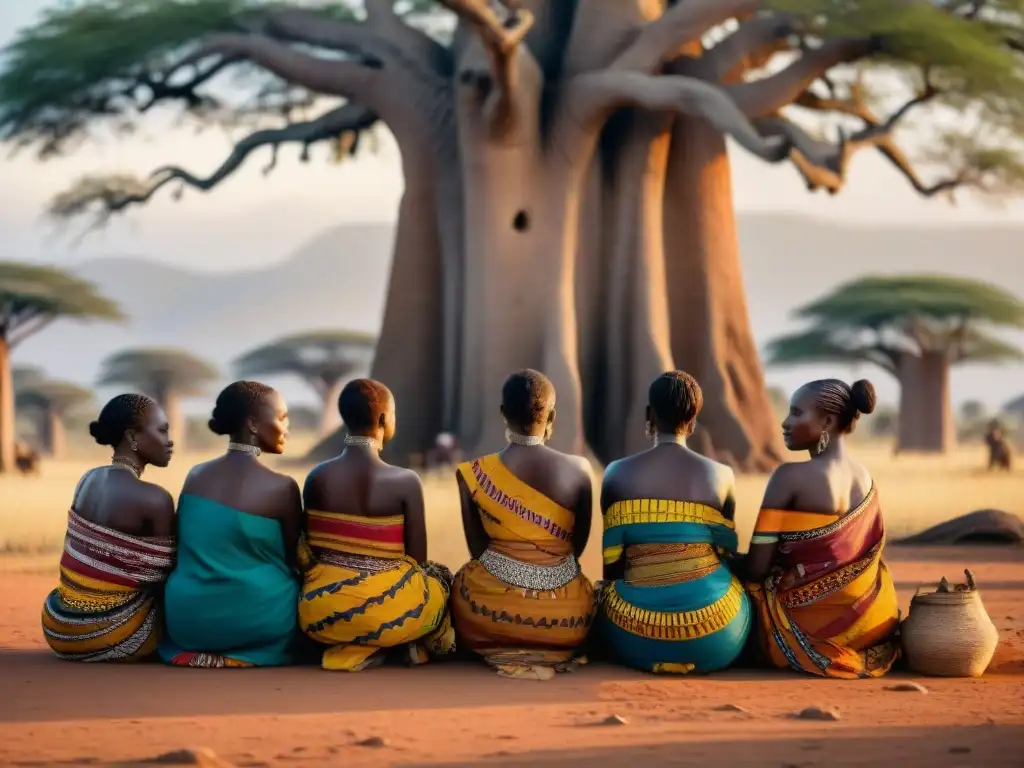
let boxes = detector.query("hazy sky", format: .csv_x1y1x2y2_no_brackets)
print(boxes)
4,1,1024,273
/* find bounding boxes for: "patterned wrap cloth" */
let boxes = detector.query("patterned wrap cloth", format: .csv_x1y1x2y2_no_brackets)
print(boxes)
297,510,455,671
747,486,900,678
598,499,751,674
451,454,595,678
41,509,175,662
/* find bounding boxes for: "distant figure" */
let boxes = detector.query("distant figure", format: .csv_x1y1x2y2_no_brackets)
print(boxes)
41,394,175,662
298,379,455,671
742,378,900,678
598,372,751,674
451,369,595,680
160,381,301,668
427,431,462,470
14,441,40,475
984,420,1012,472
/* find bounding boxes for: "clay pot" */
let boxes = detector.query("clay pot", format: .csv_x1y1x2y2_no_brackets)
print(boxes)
901,570,1000,677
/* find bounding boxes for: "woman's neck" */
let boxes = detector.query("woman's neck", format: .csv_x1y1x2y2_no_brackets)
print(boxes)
809,434,847,461
654,432,686,447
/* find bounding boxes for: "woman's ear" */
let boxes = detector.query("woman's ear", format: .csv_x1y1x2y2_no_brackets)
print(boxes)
246,415,258,436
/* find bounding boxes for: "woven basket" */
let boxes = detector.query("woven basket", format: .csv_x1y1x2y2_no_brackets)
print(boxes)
901,570,999,677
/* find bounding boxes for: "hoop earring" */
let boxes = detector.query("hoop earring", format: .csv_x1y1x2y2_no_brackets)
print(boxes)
817,431,830,454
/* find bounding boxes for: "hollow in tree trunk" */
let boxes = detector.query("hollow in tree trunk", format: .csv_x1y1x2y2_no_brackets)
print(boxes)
0,337,12,473
662,118,784,472
896,352,955,454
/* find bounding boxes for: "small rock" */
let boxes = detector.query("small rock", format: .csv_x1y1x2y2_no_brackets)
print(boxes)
949,747,971,755
714,704,748,713
886,682,929,694
599,714,629,726
355,736,388,748
143,749,231,768
793,706,840,722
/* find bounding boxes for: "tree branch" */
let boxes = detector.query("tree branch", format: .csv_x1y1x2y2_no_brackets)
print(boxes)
8,315,54,349
612,0,764,73
729,38,876,118
757,78,967,197
700,13,796,82
177,33,383,107
363,0,454,77
262,6,451,82
48,104,377,227
439,0,536,139
566,71,791,165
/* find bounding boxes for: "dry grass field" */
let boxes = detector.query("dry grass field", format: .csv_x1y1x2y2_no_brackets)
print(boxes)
2,437,1019,576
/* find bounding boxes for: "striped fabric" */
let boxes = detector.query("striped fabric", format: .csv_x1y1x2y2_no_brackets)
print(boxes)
41,510,175,662
306,510,405,559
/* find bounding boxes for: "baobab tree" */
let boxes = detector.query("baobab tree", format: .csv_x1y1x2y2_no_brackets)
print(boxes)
766,275,1024,454
15,379,94,459
0,261,123,473
96,348,219,451
234,329,376,434
2,1,1023,470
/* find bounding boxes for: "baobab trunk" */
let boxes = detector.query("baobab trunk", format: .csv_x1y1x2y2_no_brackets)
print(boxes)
662,118,783,471
597,113,675,460
0,337,12,473
896,352,955,454
46,408,66,460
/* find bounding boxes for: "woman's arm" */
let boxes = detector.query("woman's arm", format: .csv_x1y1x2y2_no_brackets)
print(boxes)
456,470,489,560
279,478,304,574
740,467,793,583
402,471,428,564
571,461,594,559
600,470,625,583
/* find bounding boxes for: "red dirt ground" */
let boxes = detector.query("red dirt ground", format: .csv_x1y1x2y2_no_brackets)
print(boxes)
2,546,1022,767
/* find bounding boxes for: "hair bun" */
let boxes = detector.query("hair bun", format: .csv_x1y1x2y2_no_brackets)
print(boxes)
850,379,877,415
89,420,112,446
207,415,229,436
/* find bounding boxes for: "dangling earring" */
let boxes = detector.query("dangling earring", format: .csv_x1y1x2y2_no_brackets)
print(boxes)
644,420,655,442
817,431,830,454
130,440,138,452
544,422,554,442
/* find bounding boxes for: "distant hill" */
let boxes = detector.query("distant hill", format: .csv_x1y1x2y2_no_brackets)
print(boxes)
13,213,1024,414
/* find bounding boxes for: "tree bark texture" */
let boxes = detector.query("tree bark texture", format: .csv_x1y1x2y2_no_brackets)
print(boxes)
662,118,785,471
896,352,955,454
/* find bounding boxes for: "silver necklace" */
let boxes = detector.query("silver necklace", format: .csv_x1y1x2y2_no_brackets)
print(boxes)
227,442,262,457
506,430,545,447
653,433,687,447
344,435,381,453
110,456,142,479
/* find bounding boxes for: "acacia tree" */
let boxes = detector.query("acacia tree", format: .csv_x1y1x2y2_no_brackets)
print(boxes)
766,275,1024,454
0,262,123,472
96,348,219,451
15,379,94,459
3,1,1024,470
234,329,376,434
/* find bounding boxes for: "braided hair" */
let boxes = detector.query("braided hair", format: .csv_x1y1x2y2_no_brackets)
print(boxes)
807,378,877,433
209,381,276,436
338,378,392,432
501,369,555,430
648,371,703,432
89,394,156,447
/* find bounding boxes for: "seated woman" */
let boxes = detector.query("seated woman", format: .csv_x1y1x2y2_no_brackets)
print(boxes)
159,381,302,668
743,378,899,679
42,394,176,662
297,379,455,672
452,369,595,680
597,372,750,674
